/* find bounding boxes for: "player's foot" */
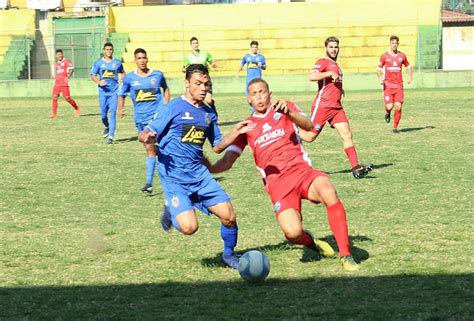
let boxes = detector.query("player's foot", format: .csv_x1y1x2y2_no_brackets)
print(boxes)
221,253,239,269
352,163,373,179
392,128,400,134
102,128,109,138
49,113,57,119
107,137,114,145
74,108,81,118
304,230,335,258
385,111,391,123
340,255,360,271
140,183,153,194
161,204,172,232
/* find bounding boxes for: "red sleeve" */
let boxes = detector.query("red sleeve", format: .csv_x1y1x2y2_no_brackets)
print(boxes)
288,101,302,113
311,58,325,73
402,53,410,67
66,59,74,70
378,54,385,68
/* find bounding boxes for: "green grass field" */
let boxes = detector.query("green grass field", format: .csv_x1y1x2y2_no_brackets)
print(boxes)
1,87,473,320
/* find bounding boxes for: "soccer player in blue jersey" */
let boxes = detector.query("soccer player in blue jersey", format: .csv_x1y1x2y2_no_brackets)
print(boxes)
118,48,170,193
237,40,267,96
90,42,125,144
138,64,255,269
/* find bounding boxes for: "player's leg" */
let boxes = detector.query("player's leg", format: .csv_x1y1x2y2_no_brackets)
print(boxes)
306,176,360,271
50,86,60,119
61,86,80,117
161,181,199,234
143,143,157,193
393,89,404,133
107,94,118,144
384,86,395,123
304,106,329,142
99,94,109,138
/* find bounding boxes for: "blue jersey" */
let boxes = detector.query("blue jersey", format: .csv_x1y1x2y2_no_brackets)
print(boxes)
90,58,124,95
241,53,266,82
120,69,168,123
146,96,221,184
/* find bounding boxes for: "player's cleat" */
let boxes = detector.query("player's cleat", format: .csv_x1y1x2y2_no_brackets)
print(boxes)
49,113,57,119
221,253,240,270
392,128,400,134
107,137,114,145
385,111,391,123
304,229,336,258
74,108,81,118
140,183,153,194
102,127,109,138
161,204,172,232
352,163,373,179
340,255,360,271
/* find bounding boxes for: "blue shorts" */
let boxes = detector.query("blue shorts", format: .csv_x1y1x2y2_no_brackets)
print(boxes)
161,174,231,227
135,112,157,133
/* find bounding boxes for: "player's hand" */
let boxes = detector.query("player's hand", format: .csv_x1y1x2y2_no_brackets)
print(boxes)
233,120,256,134
98,80,106,87
379,77,384,85
118,109,125,118
407,78,413,84
330,71,339,81
271,99,289,114
140,131,157,144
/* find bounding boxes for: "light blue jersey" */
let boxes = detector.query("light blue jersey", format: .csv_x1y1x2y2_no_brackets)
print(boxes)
146,96,221,184
90,58,124,96
241,53,266,95
120,69,168,125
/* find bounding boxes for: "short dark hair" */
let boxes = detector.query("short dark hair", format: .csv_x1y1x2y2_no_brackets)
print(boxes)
134,48,147,56
247,78,269,92
324,36,339,47
185,64,209,80
190,37,198,43
103,42,114,49
250,40,259,47
55,49,63,54
390,35,399,42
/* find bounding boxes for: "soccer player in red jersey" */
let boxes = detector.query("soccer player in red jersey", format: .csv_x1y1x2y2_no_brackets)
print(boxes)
49,49,80,119
209,78,361,271
377,35,413,133
305,37,372,178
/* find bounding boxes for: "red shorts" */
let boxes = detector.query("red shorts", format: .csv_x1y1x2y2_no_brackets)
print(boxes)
52,85,71,97
310,107,348,133
383,86,404,104
267,163,327,217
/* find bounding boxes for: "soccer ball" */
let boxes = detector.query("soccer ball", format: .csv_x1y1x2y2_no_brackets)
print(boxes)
238,250,270,282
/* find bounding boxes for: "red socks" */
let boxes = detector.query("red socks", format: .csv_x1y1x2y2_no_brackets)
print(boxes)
66,97,79,110
394,110,402,129
51,99,58,115
286,231,315,247
327,200,351,257
344,146,359,168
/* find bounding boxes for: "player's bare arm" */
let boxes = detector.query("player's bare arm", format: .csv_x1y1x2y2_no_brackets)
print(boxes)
407,66,413,84
163,88,171,103
271,100,312,131
117,95,126,118
138,129,157,144
209,150,240,174
309,70,338,82
91,75,106,87
213,120,256,154
377,68,384,84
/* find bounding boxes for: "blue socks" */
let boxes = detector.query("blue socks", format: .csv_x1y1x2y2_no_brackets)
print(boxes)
146,156,156,185
221,223,238,256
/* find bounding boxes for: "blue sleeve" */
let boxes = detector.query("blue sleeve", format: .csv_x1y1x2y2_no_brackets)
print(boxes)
240,54,247,66
90,61,99,76
118,61,124,74
261,55,267,66
160,73,168,90
208,112,222,147
119,74,130,96
145,105,174,136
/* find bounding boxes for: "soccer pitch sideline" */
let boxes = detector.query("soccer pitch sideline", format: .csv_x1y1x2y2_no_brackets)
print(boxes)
0,87,473,320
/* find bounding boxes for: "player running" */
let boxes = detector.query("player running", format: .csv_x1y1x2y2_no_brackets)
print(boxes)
237,40,267,96
306,36,372,179
118,48,170,194
138,64,254,269
377,35,413,133
208,78,360,272
90,42,125,144
49,49,80,119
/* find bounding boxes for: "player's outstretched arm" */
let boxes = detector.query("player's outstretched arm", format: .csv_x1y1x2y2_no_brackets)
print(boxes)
213,120,255,154
209,151,239,174
118,95,126,118
138,129,157,144
271,100,312,131
309,70,338,82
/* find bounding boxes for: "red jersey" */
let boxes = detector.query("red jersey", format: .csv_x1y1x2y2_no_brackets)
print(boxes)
378,51,410,88
228,102,312,193
54,58,74,86
311,57,343,109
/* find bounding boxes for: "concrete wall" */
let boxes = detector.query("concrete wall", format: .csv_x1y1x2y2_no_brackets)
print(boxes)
442,26,474,71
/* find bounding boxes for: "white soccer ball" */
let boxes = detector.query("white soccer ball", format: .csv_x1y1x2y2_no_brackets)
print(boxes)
238,250,270,282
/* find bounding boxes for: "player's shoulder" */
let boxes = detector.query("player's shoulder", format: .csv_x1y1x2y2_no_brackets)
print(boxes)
150,69,165,77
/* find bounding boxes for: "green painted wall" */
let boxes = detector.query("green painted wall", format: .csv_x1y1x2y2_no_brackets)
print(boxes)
0,71,472,98
418,25,442,69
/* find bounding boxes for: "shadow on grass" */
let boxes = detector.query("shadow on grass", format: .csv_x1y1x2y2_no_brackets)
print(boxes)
326,163,394,176
218,120,240,126
114,136,139,144
400,126,435,133
1,274,471,319
78,113,101,117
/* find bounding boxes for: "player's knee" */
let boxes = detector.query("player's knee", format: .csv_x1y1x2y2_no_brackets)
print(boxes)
179,221,199,235
220,211,237,227
52,95,59,101
284,228,304,243
394,103,402,110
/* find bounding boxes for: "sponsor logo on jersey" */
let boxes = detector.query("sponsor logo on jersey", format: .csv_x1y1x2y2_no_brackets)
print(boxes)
102,70,116,78
392,61,397,66
274,201,281,212
254,128,285,147
262,123,272,133
135,89,157,102
181,112,194,120
181,125,206,145
131,81,140,86
171,196,179,208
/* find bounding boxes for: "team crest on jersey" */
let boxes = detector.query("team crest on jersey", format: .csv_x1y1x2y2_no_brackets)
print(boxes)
102,70,115,78
274,201,281,212
273,112,282,120
112,63,117,68
171,196,179,208
181,112,194,120
150,78,157,86
398,58,403,63
135,89,157,102
315,124,322,131
262,123,272,133
181,125,206,145
205,113,211,125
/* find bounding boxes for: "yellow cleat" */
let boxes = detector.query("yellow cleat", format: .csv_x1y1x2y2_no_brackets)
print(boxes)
314,239,336,258
340,256,360,272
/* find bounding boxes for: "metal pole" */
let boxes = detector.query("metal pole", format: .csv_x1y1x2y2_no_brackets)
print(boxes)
28,39,31,80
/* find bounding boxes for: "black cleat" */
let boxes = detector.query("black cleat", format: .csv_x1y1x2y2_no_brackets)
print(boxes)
392,128,400,134
352,163,373,179
102,127,109,138
385,112,391,124
140,183,153,194
107,137,114,145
